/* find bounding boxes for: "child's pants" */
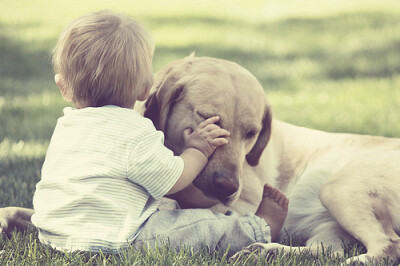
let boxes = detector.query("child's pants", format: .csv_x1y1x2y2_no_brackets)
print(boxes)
132,209,271,256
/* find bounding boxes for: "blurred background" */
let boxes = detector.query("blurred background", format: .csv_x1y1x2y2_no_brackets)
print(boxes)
1,0,400,207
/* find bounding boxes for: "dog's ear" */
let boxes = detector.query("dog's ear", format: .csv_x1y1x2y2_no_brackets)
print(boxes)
145,59,195,130
143,90,160,127
246,105,272,166
144,77,184,131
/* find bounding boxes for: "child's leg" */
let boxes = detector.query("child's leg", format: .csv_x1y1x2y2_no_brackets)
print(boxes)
132,208,270,256
255,184,289,241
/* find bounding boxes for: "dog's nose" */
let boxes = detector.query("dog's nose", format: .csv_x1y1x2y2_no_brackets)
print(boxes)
213,173,239,202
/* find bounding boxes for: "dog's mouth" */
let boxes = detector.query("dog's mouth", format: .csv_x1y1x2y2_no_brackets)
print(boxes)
222,191,239,206
218,191,239,206
193,169,241,206
195,181,240,207
200,191,238,206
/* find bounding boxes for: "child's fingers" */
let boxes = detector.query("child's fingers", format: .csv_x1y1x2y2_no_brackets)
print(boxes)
208,128,230,138
198,116,220,129
211,137,229,147
182,128,193,142
183,127,193,139
203,123,220,132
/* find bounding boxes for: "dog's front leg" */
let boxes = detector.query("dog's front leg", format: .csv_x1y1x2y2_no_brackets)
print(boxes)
229,242,314,262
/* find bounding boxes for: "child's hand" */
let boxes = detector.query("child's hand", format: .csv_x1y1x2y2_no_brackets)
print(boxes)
183,116,230,158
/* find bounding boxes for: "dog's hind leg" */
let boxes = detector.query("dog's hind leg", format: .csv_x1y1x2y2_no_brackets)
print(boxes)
319,155,400,264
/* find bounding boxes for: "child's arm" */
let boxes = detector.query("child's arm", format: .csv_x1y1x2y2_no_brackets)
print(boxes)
166,116,229,195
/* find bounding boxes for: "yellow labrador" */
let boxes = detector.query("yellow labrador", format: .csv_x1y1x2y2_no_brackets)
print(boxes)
139,55,400,264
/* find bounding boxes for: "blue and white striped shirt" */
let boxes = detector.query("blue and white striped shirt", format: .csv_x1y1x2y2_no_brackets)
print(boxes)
32,106,184,253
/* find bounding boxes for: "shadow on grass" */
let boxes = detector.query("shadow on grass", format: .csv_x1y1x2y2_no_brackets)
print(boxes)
0,32,53,99
0,22,53,80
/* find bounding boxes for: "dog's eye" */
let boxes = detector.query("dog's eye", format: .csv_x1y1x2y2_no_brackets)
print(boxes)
245,130,256,139
196,111,211,120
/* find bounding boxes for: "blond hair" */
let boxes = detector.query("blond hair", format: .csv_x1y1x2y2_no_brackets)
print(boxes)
53,10,154,108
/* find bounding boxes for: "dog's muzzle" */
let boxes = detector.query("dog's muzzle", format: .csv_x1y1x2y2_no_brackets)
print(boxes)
212,172,239,204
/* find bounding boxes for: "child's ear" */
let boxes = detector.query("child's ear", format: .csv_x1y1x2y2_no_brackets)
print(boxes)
55,74,71,102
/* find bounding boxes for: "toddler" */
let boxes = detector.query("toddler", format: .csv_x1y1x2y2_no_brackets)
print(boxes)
32,10,288,255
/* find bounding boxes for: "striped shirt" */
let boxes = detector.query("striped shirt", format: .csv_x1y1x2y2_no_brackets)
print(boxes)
32,106,184,253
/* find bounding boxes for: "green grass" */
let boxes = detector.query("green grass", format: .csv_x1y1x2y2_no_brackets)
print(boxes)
1,0,400,264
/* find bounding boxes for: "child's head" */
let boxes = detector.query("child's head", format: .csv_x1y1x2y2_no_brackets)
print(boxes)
53,10,154,108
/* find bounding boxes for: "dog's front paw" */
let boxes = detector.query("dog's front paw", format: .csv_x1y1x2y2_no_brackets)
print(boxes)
230,242,275,262
343,254,376,266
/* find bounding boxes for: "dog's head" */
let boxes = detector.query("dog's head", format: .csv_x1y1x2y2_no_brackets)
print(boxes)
144,56,271,206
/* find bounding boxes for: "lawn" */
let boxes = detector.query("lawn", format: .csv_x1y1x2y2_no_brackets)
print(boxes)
1,0,400,264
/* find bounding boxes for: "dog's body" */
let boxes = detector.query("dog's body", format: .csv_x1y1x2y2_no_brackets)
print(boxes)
139,55,400,263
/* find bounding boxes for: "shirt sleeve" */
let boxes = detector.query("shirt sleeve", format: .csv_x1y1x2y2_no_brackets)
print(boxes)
127,130,184,199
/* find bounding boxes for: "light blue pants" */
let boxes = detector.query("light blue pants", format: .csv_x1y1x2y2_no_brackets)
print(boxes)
132,209,271,256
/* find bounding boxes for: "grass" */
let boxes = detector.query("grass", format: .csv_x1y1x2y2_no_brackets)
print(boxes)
1,0,400,264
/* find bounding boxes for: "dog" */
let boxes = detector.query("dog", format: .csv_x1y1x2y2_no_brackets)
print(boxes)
140,55,400,264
